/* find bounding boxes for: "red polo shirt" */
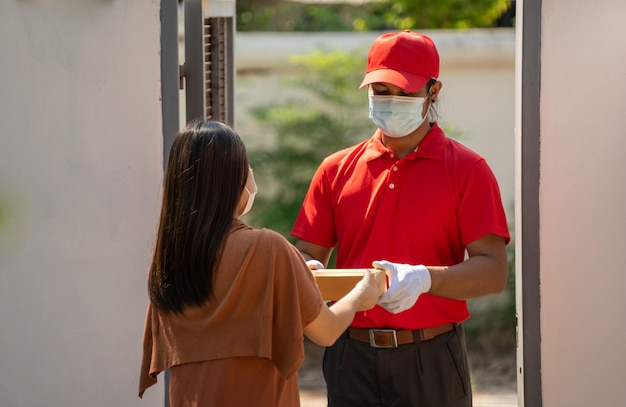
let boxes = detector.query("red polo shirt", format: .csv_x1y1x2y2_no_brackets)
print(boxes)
292,123,510,329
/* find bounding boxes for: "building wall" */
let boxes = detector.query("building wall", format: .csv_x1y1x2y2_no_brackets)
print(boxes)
0,1,164,406
539,1,626,405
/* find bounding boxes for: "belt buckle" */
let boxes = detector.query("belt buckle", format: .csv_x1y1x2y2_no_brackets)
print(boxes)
368,329,398,348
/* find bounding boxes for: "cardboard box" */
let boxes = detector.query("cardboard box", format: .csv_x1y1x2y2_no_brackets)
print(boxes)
312,268,387,301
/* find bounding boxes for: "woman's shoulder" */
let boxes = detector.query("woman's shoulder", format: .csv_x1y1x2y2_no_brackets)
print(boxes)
256,228,295,251
233,221,291,248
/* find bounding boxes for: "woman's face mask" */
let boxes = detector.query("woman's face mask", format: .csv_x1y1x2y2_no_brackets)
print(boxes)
368,93,427,138
240,167,257,218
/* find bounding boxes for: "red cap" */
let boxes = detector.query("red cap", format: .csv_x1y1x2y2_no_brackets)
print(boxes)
360,31,440,93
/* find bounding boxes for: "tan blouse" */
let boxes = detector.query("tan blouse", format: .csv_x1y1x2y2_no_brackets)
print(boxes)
139,220,323,405
167,357,300,407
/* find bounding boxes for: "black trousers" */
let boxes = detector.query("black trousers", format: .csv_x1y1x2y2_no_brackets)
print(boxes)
323,324,472,407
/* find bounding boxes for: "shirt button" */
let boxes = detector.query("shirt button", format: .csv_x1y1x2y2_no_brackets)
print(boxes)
393,166,398,172
389,153,395,158
389,183,395,189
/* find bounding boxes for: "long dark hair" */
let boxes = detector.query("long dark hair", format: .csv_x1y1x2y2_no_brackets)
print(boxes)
148,120,249,313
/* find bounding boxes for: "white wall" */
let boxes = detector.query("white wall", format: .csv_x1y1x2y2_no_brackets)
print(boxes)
0,1,164,405
540,1,626,405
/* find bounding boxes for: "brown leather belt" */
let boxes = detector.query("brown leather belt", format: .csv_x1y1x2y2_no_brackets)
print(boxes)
348,324,455,348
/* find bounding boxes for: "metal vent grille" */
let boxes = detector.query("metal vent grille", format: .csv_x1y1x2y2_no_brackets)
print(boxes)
203,17,233,125
183,2,234,127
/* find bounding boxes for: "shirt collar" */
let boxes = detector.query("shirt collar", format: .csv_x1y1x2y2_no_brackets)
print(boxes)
362,123,445,162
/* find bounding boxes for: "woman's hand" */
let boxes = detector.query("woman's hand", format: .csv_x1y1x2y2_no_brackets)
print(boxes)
304,269,384,347
351,268,385,311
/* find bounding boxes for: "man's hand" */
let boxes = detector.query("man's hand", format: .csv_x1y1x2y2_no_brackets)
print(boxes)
373,260,431,314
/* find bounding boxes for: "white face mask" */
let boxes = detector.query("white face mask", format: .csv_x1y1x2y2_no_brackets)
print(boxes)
240,168,257,218
240,186,256,217
368,93,427,138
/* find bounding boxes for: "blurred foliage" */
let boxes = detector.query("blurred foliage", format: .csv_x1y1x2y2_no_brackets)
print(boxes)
237,0,515,32
390,0,513,29
245,49,375,240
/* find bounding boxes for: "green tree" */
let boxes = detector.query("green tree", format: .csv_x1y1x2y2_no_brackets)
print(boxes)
246,50,375,239
374,0,512,29
237,0,514,32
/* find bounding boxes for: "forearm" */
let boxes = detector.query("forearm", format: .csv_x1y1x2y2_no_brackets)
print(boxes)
295,240,333,267
428,254,508,300
304,303,356,347
304,281,370,346
326,286,366,327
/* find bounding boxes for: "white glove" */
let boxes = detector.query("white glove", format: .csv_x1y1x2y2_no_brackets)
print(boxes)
373,260,431,314
306,259,325,270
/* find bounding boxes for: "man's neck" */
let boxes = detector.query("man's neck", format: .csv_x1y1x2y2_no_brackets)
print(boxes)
381,122,432,159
